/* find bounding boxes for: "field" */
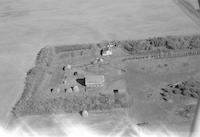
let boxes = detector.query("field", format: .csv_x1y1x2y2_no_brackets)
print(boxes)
0,0,200,136
125,55,200,135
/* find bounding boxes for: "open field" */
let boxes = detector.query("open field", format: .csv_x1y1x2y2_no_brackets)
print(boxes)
0,0,200,136
125,55,200,135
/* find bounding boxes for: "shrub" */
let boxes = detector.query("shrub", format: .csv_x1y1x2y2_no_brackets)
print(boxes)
35,47,54,67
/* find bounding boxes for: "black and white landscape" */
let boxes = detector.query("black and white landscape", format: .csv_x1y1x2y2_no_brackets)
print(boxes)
0,0,200,137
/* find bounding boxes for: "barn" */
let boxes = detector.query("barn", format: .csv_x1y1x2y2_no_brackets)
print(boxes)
85,75,104,87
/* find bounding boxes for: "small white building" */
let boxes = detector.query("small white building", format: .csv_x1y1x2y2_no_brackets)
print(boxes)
101,47,112,56
103,50,112,56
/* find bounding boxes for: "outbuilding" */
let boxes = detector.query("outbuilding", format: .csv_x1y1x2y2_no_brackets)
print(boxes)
73,85,80,92
100,47,112,56
85,75,104,87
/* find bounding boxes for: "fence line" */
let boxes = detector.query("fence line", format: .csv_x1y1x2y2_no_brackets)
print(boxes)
122,48,200,61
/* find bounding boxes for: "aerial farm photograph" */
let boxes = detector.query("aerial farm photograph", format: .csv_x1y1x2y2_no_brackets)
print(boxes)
0,0,200,137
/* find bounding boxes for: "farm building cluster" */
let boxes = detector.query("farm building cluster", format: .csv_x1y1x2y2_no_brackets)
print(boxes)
49,65,106,95
46,43,126,98
12,35,200,119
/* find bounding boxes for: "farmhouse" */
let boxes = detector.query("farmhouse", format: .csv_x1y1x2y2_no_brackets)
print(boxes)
100,47,112,56
85,75,104,87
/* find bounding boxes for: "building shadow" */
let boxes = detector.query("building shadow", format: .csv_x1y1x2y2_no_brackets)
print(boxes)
76,78,86,86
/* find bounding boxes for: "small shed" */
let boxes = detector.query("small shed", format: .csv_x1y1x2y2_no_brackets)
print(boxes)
73,85,80,92
85,75,104,87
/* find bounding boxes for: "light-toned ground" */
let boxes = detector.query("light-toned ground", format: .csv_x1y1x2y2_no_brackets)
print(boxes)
0,0,200,130
10,109,132,137
125,55,200,136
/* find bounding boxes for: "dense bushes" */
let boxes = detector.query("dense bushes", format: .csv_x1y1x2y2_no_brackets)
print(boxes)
61,93,128,112
54,44,92,54
12,66,45,117
120,35,200,54
12,92,129,117
23,67,45,100
35,47,54,67
12,98,43,117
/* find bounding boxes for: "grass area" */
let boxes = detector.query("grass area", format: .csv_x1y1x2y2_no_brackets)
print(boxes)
54,44,92,54
35,47,55,67
12,92,129,117
125,55,200,133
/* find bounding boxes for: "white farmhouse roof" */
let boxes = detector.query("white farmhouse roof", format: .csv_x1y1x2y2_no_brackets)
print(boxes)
102,50,112,56
107,44,114,48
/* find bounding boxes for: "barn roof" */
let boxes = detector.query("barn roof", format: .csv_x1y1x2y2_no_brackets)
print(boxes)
85,75,104,85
